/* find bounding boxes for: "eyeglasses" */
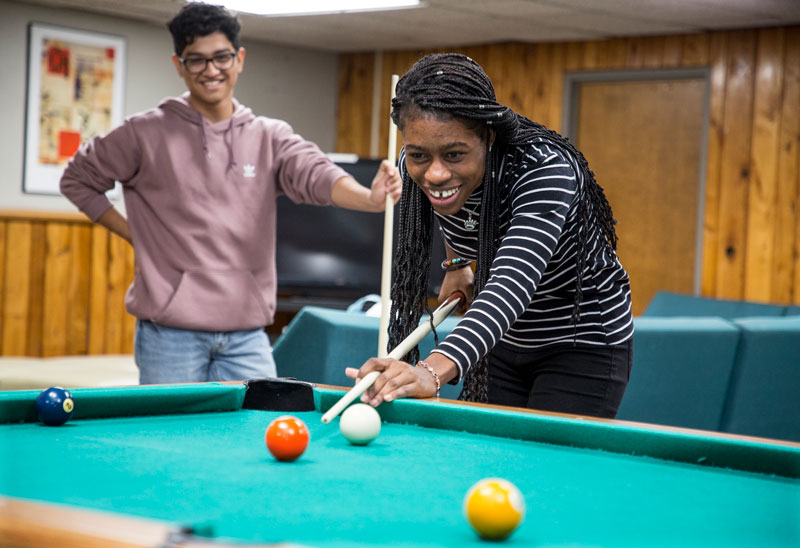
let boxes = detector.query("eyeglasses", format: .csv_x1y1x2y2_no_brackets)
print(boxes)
179,51,237,74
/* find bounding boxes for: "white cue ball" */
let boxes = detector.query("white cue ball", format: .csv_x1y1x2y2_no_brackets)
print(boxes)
339,403,382,445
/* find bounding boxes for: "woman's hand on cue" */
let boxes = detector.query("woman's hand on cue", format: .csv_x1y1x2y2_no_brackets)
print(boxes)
345,359,437,406
439,268,473,314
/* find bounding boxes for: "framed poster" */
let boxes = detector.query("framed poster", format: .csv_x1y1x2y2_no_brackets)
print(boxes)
23,23,126,195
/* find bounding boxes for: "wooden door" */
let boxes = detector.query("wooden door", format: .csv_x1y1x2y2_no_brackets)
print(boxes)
574,76,707,315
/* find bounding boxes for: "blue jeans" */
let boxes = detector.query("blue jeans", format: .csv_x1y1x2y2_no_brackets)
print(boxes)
134,320,277,384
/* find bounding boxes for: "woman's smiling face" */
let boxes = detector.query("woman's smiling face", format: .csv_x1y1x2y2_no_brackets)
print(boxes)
401,113,492,216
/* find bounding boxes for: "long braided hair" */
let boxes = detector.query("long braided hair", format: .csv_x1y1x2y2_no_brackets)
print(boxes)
388,53,618,403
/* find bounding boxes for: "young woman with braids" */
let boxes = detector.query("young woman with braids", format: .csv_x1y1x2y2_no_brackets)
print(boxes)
345,53,633,418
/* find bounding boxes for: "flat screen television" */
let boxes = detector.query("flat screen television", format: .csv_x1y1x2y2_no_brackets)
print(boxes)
275,155,446,309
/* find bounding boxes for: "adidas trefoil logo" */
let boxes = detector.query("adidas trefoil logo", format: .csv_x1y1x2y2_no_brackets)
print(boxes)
243,164,256,178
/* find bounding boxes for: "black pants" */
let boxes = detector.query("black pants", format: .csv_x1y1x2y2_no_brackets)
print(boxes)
487,339,633,418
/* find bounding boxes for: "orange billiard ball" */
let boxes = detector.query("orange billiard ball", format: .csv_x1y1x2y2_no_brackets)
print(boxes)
463,478,525,540
265,415,309,462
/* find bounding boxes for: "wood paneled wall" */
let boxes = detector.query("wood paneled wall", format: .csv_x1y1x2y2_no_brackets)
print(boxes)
0,211,135,357
336,27,800,305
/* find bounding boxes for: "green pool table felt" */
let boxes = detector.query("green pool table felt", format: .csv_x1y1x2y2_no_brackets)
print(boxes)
1,383,798,548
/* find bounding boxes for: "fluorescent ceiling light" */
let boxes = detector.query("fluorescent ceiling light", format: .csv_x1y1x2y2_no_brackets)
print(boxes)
195,0,421,17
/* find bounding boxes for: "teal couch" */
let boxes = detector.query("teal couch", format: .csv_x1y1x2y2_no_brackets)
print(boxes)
784,305,800,316
628,292,800,441
719,317,800,442
273,306,463,399
643,291,792,318
615,317,741,432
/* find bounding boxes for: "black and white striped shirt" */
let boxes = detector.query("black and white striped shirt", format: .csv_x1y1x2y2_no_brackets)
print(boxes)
427,138,634,382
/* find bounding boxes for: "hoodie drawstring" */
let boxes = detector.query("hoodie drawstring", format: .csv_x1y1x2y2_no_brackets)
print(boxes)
227,118,237,171
201,120,210,158
159,94,253,172
201,118,237,171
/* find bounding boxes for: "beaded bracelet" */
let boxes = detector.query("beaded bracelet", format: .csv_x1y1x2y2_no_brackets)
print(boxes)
441,257,473,272
416,361,440,398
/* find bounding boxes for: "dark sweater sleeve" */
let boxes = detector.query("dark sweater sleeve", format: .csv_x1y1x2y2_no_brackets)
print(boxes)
60,121,142,222
433,143,579,382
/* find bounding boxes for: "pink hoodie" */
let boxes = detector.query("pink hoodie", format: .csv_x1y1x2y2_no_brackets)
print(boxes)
61,93,349,331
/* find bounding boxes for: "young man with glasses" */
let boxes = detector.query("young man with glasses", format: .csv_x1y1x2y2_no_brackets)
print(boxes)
60,2,401,384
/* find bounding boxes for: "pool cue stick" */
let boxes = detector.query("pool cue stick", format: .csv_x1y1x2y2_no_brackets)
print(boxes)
377,73,400,358
321,295,461,424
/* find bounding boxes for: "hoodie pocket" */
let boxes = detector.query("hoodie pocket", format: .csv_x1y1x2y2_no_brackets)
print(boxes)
154,269,269,331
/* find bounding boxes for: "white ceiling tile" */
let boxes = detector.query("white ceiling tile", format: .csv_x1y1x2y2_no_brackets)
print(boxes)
12,0,800,52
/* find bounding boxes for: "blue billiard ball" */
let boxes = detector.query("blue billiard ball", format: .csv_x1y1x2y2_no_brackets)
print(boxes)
35,387,75,426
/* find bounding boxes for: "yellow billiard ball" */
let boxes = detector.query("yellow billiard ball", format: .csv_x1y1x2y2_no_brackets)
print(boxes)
463,478,525,540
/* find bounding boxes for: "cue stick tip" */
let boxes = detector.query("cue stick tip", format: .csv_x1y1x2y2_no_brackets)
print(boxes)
320,371,380,423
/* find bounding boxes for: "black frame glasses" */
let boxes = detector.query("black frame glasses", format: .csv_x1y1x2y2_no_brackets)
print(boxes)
179,51,237,74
